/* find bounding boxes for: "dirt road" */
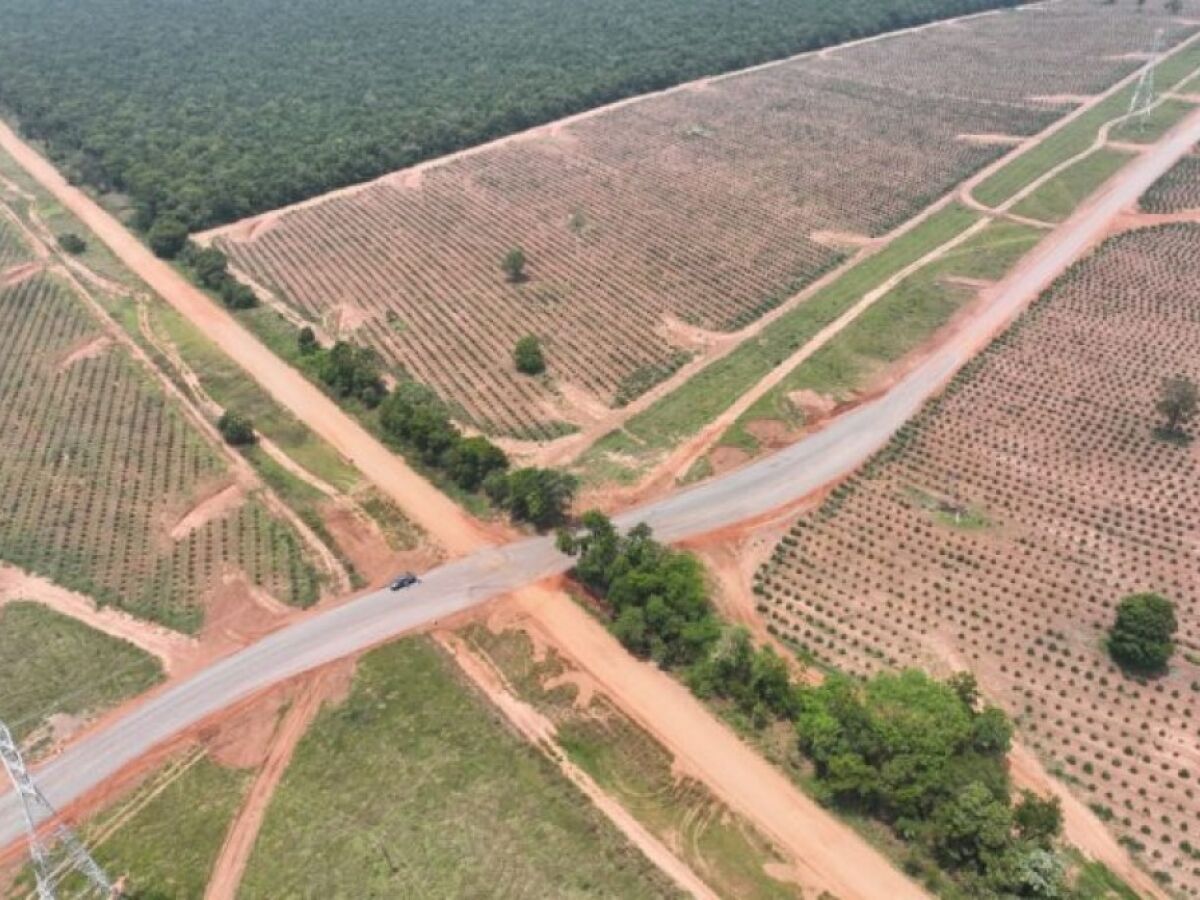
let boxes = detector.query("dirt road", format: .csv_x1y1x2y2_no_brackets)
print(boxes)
514,586,929,899
0,120,486,559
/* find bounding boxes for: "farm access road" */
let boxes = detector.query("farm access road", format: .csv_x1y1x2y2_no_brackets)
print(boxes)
4,98,1200,896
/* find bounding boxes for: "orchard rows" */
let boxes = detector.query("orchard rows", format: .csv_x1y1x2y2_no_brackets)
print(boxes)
0,270,319,633
755,225,1200,893
1142,147,1200,214
219,0,1191,439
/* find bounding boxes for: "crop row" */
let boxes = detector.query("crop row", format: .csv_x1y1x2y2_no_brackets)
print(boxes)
756,224,1200,892
1142,147,1200,214
0,272,318,633
220,0,1187,439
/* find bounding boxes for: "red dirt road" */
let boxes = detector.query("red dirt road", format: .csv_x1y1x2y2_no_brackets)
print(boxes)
0,121,485,559
514,585,930,900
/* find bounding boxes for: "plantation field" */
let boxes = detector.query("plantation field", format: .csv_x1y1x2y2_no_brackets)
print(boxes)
712,217,1045,460
754,225,1200,892
239,638,684,898
461,624,800,900
0,0,1025,238
217,0,1191,440
1141,146,1200,213
0,266,320,632
0,601,163,745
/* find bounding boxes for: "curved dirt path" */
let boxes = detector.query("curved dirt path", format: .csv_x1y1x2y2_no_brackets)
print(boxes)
0,564,195,674
0,119,486,559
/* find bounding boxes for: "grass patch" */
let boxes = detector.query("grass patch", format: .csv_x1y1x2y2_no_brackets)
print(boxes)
65,754,249,898
724,219,1042,448
463,626,800,900
356,487,423,551
1012,147,1134,223
240,637,682,898
1109,97,1196,144
1063,850,1141,900
0,601,163,744
151,303,360,493
975,41,1200,207
577,203,980,484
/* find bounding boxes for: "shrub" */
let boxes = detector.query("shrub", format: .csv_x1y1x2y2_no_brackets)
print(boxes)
501,246,527,283
58,232,86,254
147,215,189,258
513,335,545,375
216,410,255,445
1108,593,1177,674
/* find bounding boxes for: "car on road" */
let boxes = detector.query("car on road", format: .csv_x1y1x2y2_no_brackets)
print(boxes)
389,572,420,591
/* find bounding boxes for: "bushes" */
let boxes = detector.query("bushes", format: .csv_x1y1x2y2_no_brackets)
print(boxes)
316,341,386,408
558,512,719,667
513,335,545,375
1108,592,1177,674
179,243,258,310
216,410,256,445
57,232,86,254
375,375,575,527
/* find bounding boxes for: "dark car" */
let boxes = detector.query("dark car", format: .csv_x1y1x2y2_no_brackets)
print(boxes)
389,572,420,591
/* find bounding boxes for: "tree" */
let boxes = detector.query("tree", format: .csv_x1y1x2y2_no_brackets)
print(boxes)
1013,791,1063,846
58,232,86,254
491,467,578,529
146,215,189,259
930,781,1013,870
513,335,546,375
297,326,319,355
1167,0,1184,14
442,435,508,491
1108,592,1177,673
216,410,255,445
187,244,230,289
220,279,258,309
1156,374,1197,440
501,247,527,283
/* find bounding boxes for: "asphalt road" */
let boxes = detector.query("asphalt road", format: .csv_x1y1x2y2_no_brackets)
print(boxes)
5,105,1200,849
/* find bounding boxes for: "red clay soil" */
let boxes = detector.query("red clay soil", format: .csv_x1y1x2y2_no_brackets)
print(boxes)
513,584,929,899
204,664,354,900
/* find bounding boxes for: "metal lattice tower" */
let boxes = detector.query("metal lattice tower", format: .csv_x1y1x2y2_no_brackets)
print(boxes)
0,720,114,900
1128,28,1166,128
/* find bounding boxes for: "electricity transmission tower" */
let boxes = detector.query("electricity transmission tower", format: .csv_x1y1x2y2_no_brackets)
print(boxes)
0,720,115,900
1128,28,1166,130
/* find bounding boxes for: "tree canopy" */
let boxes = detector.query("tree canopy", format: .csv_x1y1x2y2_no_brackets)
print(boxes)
1108,592,1177,674
0,0,1020,238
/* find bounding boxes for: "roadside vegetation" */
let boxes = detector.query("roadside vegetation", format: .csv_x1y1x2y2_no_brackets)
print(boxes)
974,41,1200,208
556,511,1095,896
0,601,163,745
240,638,684,898
0,0,1021,239
716,218,1043,457
461,624,803,899
1011,148,1133,223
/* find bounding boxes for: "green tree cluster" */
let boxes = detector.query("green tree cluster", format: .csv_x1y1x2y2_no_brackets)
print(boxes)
180,243,257,309
558,512,719,666
375,377,574,527
1108,592,1177,674
316,341,387,408
0,0,1022,239
796,670,1064,895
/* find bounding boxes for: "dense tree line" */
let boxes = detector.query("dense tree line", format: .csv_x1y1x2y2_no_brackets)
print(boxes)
0,0,1020,238
559,512,1083,896
298,332,575,528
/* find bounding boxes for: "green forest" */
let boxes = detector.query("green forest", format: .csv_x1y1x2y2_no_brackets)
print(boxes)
0,0,1020,236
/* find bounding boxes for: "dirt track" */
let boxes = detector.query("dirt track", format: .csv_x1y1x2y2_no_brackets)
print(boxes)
514,585,930,899
0,119,487,559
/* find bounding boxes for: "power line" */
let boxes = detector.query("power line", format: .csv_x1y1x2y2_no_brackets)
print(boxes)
0,719,115,900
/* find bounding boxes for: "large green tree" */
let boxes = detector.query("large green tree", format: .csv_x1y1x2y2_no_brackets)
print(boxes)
1108,592,1177,673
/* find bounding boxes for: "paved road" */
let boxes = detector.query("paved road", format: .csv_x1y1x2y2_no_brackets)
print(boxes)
5,105,1200,849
